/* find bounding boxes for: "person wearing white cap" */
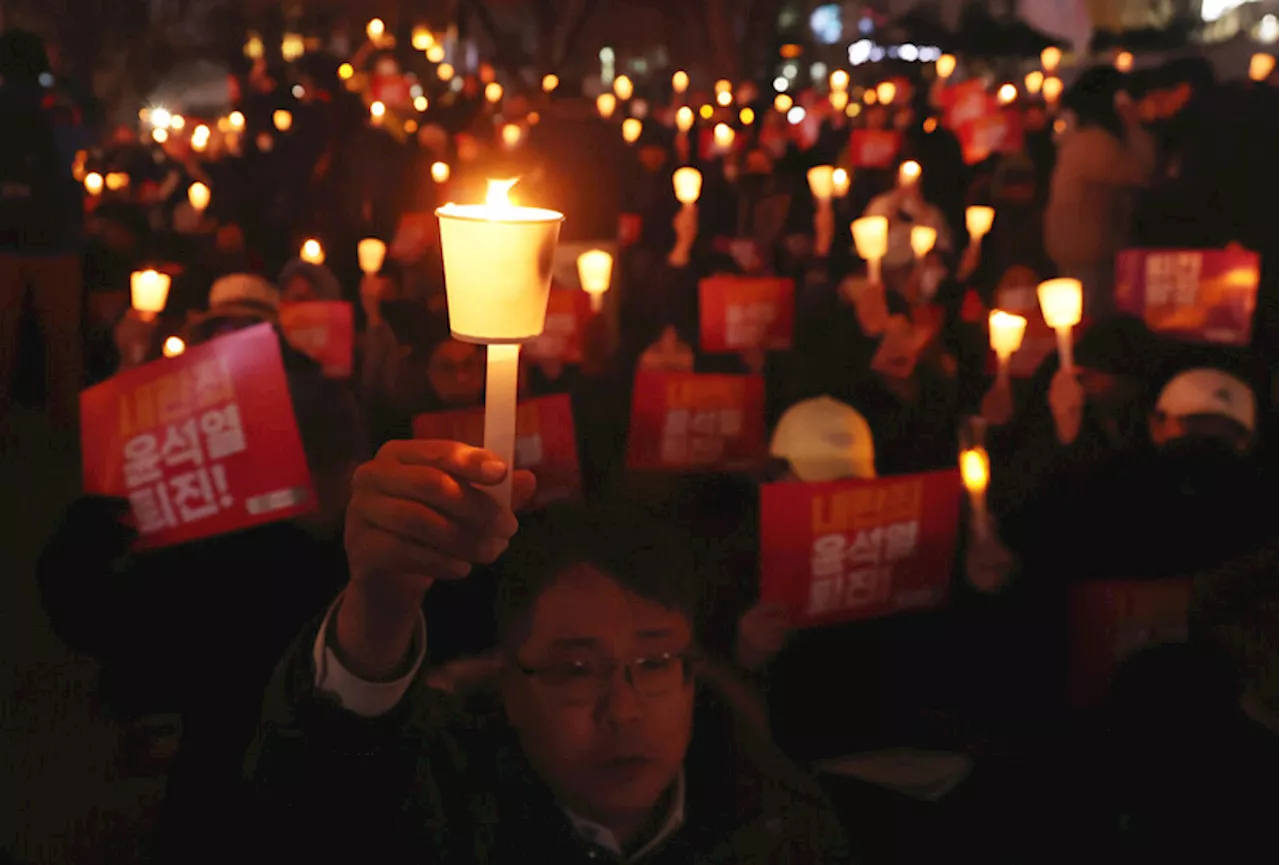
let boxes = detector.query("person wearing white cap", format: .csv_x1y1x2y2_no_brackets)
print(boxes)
1150,367,1257,454
768,396,876,481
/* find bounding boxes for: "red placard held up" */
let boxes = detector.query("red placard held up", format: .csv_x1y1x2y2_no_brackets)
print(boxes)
412,394,582,508
525,287,593,363
956,109,1024,166
80,323,317,549
1114,248,1259,346
626,371,766,472
279,301,355,378
1065,578,1192,710
698,275,795,353
759,470,962,628
942,79,991,130
848,129,902,169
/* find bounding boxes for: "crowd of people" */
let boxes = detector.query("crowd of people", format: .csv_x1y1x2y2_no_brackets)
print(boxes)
2,19,1275,865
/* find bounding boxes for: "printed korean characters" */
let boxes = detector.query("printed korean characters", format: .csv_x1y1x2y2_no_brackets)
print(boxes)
698,276,794,353
627,372,766,472
1144,251,1202,308
119,356,245,536
659,376,747,466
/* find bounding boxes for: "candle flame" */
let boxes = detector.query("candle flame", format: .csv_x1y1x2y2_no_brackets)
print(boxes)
960,448,989,494
485,178,520,210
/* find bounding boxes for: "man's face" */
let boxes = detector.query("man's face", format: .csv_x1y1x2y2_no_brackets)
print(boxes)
425,339,483,405
502,564,695,824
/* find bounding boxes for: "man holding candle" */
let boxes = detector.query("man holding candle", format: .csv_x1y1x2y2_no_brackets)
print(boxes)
246,452,850,862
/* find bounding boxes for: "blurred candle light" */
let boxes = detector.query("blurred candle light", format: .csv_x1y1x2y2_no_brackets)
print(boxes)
152,128,169,144
851,215,889,284
807,165,835,200
965,205,995,246
714,79,732,94
1036,278,1083,372
909,224,937,260
437,63,454,81
1115,50,1134,72
358,238,387,275
338,63,354,81
228,110,245,130
830,89,849,111
670,167,701,267
997,83,1017,105
435,178,564,506
832,167,850,198
597,92,617,118
431,161,451,183
84,171,103,196
1042,76,1063,103
716,90,733,106
622,117,642,143
366,18,385,42
936,54,957,79
1041,46,1062,72
370,100,386,122
672,70,690,94
898,159,921,187
713,122,734,150
774,93,793,112
411,26,434,51
426,44,446,63
577,249,613,312
847,102,862,118
281,33,305,61
959,446,991,539
675,105,695,132
922,116,937,132
698,103,714,119
162,336,186,358
808,165,836,256
244,34,264,59
150,107,172,129
876,81,897,104
1249,53,1276,82
273,109,293,131
863,89,878,105
105,172,129,191
300,238,325,265
187,181,210,213
131,269,171,317
404,119,418,134
988,310,1028,383
191,124,210,152
739,107,755,125
169,114,185,131
542,73,559,92
414,95,428,111
830,69,850,91
613,75,634,100
485,82,504,103
1025,70,1044,95
502,123,522,148
673,166,702,204
527,111,540,125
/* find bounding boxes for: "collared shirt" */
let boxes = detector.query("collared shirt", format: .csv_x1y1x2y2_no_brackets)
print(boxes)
312,595,687,859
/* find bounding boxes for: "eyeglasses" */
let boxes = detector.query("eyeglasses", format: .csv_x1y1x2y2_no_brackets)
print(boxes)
517,651,696,706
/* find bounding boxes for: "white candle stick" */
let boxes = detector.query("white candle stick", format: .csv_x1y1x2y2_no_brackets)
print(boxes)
1036,278,1083,375
484,344,521,508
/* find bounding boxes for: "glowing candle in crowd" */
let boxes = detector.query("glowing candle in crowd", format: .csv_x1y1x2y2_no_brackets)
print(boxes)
739,107,755,125
228,111,245,130
191,124,210,152
675,105,695,132
273,109,293,131
187,182,210,213
698,103,714,119
358,238,387,275
169,114,185,131
485,82,504,103
997,83,1017,105
414,95,428,112
338,63,354,81
244,34,264,59
673,167,702,205
84,172,104,196
596,92,617,118
876,81,896,104
1249,53,1276,82
1024,70,1044,95
807,165,835,201
163,336,186,358
808,166,836,257
672,70,689,94
502,123,522,148
431,161,451,183
774,93,793,113
898,159,921,188
152,128,169,144
909,224,937,260
300,238,325,265
366,18,385,42
829,69,849,91
622,117,642,143
863,89,878,105
1114,51,1134,72
713,122,734,150
936,54,956,79
105,172,129,191
131,269,171,318
542,73,559,93
832,167,850,198
988,309,1028,388
577,249,613,312
959,446,991,539
851,216,889,284
1041,46,1061,72
412,26,434,51
965,205,995,247
370,101,386,123
669,167,701,267
829,90,849,111
1042,76,1063,103
1037,278,1083,373
435,179,564,507
437,63,455,81
714,79,732,95
613,75,634,101
715,90,732,107
426,44,446,63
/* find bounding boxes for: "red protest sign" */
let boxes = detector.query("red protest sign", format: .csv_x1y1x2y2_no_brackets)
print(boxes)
279,301,355,378
848,129,902,169
526,287,593,363
956,109,1024,165
759,470,962,628
625,371,766,472
1114,248,1259,346
1065,577,1192,710
942,80,992,130
698,275,794,353
412,394,582,508
79,323,317,549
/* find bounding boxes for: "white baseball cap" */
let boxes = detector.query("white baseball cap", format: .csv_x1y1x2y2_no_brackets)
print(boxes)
207,273,281,317
770,396,877,482
1155,368,1256,433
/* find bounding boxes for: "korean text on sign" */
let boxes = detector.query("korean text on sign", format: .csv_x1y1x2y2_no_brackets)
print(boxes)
80,322,317,549
698,276,795,353
759,470,962,627
1114,247,1259,347
412,394,582,508
626,371,766,472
